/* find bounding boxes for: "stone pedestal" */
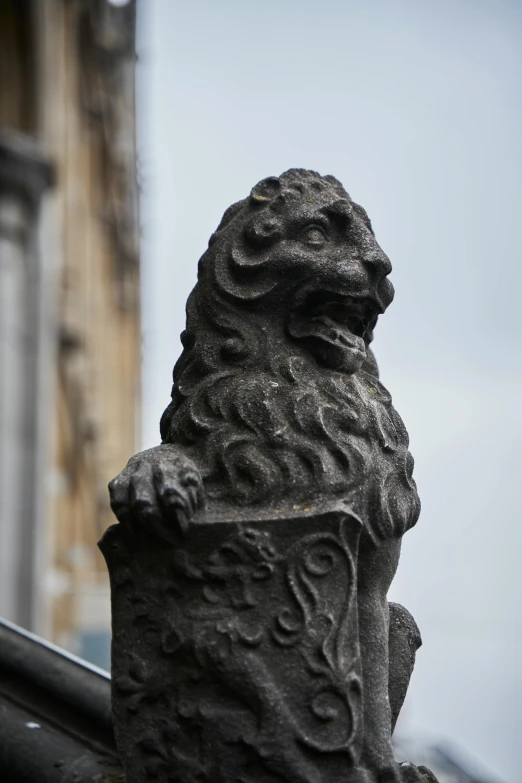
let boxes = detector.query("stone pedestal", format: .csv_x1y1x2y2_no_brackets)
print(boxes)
100,505,366,783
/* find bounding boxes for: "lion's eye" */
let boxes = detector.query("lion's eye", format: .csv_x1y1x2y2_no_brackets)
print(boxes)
301,226,326,246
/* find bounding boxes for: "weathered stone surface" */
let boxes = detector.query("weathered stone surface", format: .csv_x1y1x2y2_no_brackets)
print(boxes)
102,505,363,782
101,169,437,782
388,603,422,733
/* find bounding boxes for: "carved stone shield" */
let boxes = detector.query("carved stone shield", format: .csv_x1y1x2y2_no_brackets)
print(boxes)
100,504,364,783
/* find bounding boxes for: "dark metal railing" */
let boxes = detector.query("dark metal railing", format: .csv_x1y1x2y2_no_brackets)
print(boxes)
0,618,123,782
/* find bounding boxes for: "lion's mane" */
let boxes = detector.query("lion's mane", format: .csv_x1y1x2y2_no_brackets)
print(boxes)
160,170,419,541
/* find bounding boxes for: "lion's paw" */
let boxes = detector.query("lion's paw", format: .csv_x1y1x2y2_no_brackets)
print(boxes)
108,444,205,541
397,762,439,783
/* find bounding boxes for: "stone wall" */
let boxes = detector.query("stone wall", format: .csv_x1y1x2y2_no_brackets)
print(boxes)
0,0,140,667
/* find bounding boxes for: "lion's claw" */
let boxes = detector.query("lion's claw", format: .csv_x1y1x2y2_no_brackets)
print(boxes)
109,444,205,541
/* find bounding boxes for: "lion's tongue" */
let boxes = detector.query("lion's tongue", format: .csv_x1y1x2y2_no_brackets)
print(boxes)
291,314,366,351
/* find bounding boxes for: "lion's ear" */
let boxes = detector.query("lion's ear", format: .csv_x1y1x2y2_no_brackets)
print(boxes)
250,176,281,204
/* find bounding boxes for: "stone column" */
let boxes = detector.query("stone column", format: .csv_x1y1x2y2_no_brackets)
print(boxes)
0,129,53,628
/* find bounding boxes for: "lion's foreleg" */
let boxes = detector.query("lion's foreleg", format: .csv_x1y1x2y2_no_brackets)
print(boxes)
357,536,401,776
388,602,422,732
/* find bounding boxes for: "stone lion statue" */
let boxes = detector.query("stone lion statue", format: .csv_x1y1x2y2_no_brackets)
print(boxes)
109,169,434,782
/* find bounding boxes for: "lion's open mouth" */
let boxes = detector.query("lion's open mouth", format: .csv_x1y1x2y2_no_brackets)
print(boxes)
289,291,379,353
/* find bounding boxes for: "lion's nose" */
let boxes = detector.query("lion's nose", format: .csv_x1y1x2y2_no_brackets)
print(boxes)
363,250,392,277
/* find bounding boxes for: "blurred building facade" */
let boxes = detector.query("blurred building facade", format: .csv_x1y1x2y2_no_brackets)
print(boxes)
0,0,140,669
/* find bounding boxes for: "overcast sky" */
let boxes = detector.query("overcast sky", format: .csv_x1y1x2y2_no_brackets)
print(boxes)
137,2,522,780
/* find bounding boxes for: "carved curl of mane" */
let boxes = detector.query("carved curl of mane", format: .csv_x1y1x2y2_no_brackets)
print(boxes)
160,170,419,541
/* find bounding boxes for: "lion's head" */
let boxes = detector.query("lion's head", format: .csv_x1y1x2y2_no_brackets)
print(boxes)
161,170,418,540
197,169,392,375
